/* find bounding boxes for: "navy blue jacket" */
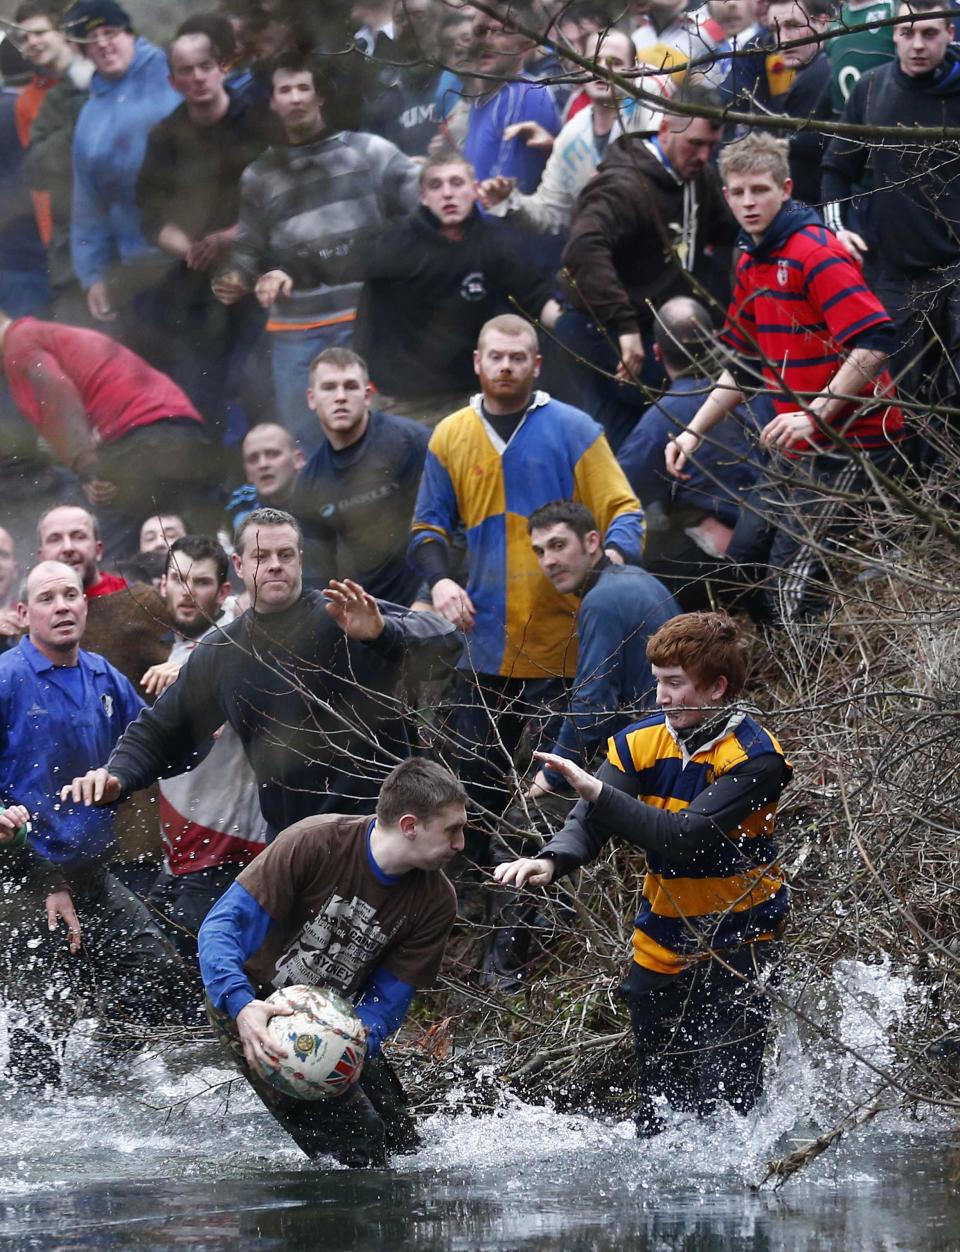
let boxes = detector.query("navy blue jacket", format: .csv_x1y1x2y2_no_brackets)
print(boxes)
616,376,771,528
541,561,680,788
293,411,429,606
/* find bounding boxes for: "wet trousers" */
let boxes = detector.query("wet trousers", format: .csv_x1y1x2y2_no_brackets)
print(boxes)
208,998,418,1168
619,944,778,1136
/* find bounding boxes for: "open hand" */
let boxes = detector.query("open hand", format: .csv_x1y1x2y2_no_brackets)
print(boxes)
531,751,602,803
46,888,81,954
60,768,122,806
324,578,384,641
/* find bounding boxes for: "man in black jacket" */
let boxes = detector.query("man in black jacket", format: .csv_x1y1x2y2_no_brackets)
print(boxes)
822,0,960,427
354,149,558,425
63,508,462,836
293,347,428,604
556,83,735,450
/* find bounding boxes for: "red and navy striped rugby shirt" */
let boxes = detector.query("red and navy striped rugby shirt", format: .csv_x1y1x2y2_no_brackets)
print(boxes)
722,205,904,451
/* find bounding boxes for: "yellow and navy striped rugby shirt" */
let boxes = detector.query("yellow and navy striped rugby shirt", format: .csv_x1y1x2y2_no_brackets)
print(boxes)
605,712,790,975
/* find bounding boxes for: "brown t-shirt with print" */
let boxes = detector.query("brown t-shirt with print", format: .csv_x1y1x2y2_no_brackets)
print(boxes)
237,813,457,997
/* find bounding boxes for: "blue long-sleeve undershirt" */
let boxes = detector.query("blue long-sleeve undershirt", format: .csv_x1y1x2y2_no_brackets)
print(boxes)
197,882,416,1055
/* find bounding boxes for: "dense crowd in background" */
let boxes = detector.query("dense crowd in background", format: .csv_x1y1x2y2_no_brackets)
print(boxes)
0,0,956,1165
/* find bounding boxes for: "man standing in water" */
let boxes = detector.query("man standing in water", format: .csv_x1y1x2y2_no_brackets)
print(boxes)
496,612,791,1135
199,756,464,1167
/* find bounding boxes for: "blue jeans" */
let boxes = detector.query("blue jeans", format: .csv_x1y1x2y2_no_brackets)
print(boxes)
270,320,355,453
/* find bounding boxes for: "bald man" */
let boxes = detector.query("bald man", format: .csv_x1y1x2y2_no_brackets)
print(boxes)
0,560,194,1087
225,423,305,539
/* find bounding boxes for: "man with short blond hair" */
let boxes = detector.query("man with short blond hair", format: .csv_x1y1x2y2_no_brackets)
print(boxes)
667,131,905,624
293,347,428,603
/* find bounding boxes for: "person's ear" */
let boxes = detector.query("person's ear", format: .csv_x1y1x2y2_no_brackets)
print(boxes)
232,549,243,577
710,674,729,703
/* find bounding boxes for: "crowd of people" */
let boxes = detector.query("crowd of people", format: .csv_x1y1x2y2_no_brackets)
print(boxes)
0,0,954,1167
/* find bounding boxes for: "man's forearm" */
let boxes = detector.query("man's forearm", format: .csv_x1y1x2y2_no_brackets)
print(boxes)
688,370,746,437
815,348,888,424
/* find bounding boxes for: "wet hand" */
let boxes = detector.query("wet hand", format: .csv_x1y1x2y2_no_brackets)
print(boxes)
0,804,30,842
237,999,293,1077
60,768,122,807
46,888,81,954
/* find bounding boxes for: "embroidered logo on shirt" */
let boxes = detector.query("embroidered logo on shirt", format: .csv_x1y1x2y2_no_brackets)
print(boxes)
777,260,790,288
460,271,488,302
100,693,114,718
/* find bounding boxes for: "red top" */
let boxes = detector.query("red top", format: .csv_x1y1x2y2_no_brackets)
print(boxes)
86,572,128,598
722,220,904,451
2,319,202,469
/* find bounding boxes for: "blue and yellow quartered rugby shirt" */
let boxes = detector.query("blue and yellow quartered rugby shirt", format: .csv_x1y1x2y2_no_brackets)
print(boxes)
409,393,644,679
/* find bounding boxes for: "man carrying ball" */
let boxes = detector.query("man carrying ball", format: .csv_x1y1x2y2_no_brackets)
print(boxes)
198,758,466,1167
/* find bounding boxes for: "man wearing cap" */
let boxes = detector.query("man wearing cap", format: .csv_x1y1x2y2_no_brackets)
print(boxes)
64,0,180,356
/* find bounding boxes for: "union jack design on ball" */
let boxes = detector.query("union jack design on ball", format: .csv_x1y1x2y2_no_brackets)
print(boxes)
325,1042,364,1091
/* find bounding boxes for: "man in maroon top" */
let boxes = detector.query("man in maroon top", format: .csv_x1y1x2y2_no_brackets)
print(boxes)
0,311,216,556
666,133,905,625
